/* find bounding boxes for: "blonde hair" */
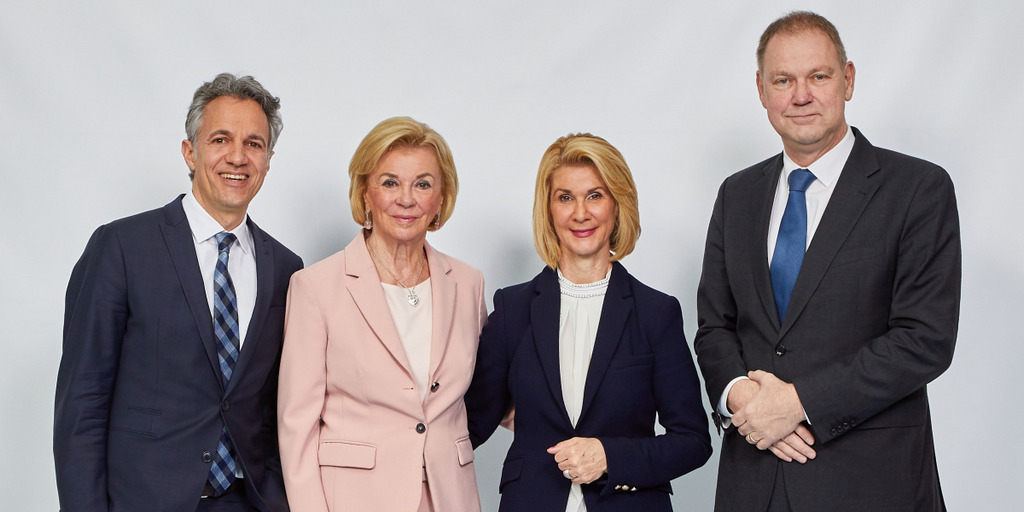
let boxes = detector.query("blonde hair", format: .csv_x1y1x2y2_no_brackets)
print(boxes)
349,116,458,230
532,133,640,269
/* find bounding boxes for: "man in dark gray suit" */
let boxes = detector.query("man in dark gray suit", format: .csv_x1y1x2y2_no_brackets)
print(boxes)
695,11,960,512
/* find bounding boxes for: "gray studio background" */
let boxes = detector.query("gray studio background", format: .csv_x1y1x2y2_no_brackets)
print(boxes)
2,0,1020,510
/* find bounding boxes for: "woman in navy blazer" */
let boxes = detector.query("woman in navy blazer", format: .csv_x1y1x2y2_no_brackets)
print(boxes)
467,133,711,511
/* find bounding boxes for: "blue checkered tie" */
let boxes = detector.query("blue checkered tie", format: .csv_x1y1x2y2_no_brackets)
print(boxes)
208,232,239,495
770,169,816,322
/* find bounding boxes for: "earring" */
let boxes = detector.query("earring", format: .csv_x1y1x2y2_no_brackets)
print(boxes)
364,211,372,230
432,213,441,230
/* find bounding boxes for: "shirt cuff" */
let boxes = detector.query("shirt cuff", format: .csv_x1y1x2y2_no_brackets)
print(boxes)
717,376,750,429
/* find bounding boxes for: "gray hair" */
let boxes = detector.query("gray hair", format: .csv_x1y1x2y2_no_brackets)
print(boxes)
185,73,282,176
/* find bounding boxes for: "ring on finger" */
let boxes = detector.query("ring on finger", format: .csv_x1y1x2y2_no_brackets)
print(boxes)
563,469,572,480
746,433,755,444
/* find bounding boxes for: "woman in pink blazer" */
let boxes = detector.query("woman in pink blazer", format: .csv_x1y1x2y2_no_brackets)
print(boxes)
278,117,485,512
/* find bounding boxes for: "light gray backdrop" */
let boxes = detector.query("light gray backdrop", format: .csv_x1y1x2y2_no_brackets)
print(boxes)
2,0,1020,510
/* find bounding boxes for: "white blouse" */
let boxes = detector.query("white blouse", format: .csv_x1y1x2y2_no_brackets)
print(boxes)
381,278,433,402
557,269,610,512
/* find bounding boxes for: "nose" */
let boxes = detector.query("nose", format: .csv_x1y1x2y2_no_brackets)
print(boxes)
792,79,812,105
572,199,589,221
226,141,247,166
397,184,415,207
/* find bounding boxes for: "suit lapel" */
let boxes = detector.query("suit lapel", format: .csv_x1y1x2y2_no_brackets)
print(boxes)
226,219,275,395
751,156,785,332
578,263,632,424
530,268,571,424
344,235,414,376
426,242,455,382
159,197,225,390
780,130,881,338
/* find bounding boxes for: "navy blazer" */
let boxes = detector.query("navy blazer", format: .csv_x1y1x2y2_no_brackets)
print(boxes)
695,129,960,511
467,263,711,512
54,196,302,512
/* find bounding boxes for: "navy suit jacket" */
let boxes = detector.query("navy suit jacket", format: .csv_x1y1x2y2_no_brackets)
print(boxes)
695,129,960,511
467,263,711,512
54,196,302,512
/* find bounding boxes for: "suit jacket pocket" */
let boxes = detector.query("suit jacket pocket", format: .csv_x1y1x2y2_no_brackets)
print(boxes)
109,406,160,437
499,457,523,493
318,440,376,469
456,435,474,466
608,353,654,371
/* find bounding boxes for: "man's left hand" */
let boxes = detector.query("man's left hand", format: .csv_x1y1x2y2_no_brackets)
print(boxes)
732,370,806,450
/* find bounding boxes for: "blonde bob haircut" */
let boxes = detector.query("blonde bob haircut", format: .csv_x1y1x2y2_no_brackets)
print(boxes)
532,133,640,269
349,116,458,231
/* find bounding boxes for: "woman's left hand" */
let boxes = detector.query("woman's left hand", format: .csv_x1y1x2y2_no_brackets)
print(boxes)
547,437,607,484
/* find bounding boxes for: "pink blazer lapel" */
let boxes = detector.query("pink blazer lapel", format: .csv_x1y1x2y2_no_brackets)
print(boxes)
342,234,414,377
424,241,456,381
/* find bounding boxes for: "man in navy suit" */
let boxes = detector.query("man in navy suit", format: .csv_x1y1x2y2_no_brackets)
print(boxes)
695,12,960,511
54,73,302,512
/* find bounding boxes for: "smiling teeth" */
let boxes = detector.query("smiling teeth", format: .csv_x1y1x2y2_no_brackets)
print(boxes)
220,173,247,180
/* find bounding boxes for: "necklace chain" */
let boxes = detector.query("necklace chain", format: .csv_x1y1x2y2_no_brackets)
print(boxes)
367,239,425,307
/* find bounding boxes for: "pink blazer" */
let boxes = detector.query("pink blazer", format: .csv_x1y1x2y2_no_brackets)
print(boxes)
278,234,486,512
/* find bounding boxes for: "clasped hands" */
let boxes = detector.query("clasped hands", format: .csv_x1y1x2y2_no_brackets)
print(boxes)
730,370,816,464
548,437,607,484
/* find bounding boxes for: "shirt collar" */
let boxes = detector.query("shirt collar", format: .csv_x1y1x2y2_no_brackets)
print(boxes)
181,191,253,255
781,125,855,189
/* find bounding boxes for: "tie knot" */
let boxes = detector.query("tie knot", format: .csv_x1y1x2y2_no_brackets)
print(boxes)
215,232,237,253
788,168,816,193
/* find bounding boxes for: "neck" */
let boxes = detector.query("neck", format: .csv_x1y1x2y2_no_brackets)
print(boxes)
365,231,429,285
557,254,612,284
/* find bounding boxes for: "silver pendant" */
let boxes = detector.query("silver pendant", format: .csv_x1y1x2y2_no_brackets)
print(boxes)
406,290,420,307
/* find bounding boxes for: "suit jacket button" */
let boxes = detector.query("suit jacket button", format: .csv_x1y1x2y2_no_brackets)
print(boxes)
830,428,838,436
775,344,787,356
415,423,426,434
431,382,440,392
202,451,213,463
221,401,230,412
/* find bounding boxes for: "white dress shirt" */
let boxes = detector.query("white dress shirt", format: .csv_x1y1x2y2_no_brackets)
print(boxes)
557,268,610,512
717,127,856,422
181,192,257,349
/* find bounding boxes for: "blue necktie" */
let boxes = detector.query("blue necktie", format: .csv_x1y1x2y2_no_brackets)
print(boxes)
208,232,239,495
771,169,816,323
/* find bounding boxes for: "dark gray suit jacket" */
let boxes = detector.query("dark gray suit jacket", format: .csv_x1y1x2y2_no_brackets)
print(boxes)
55,196,302,512
695,128,960,512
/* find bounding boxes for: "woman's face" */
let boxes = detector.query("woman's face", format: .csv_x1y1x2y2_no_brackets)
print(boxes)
363,146,443,246
549,164,616,266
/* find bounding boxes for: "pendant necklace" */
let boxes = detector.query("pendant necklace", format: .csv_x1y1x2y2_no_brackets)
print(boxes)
369,241,425,307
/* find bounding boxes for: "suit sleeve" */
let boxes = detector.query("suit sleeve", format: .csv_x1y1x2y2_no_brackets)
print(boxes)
794,166,960,442
54,225,127,512
694,181,750,421
599,296,713,492
466,288,513,449
259,252,303,511
277,270,331,512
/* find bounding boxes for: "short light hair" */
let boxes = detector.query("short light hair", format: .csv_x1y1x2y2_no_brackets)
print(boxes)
757,11,847,71
185,73,282,179
533,133,640,269
348,117,458,231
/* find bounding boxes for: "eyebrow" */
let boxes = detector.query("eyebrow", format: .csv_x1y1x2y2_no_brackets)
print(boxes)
378,172,436,180
553,186,606,194
207,129,268,144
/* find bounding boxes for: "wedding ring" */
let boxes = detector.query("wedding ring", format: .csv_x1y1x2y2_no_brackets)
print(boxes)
746,433,755,444
563,469,572,479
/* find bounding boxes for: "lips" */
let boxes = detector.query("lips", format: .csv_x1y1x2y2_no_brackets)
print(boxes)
571,228,597,238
